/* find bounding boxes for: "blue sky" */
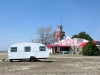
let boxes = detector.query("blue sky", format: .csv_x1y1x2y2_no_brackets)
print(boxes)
0,0,100,50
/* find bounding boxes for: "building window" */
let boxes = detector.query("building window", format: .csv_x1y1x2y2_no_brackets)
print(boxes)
39,46,46,51
11,47,17,52
24,47,31,52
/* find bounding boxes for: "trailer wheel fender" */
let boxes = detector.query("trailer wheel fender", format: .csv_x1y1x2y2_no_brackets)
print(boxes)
29,56,36,62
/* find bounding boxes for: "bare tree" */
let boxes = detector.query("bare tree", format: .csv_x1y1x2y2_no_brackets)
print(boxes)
33,26,55,45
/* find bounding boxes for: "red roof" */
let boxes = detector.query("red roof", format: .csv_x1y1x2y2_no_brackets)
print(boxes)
93,40,98,44
78,42,88,47
47,44,70,48
47,40,98,48
78,40,98,47
47,44,53,48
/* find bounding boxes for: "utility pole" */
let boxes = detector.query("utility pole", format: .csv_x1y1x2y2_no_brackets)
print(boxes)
42,39,43,44
30,35,33,43
53,32,55,54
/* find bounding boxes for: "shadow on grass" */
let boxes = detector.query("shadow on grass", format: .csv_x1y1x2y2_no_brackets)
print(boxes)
36,60,54,63
10,59,54,63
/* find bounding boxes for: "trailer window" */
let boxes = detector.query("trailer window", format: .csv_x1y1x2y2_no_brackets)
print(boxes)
11,47,17,52
39,46,46,51
24,47,31,52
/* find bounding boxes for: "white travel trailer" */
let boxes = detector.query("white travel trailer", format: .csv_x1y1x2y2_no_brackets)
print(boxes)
8,43,49,62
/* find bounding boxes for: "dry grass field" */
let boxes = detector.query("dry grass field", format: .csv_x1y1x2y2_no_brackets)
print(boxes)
0,52,100,75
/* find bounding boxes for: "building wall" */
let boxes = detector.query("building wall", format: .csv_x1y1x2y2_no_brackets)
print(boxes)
71,45,82,54
71,45,100,54
51,46,70,54
97,46,100,54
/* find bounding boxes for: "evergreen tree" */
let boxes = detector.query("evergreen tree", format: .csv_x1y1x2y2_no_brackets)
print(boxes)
71,34,78,39
71,31,93,41
82,41,99,56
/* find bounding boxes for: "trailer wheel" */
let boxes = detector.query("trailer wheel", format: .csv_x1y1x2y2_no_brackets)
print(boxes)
29,56,36,62
20,59,23,62
9,59,12,62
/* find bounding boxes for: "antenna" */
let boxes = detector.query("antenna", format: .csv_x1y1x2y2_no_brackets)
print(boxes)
61,16,62,25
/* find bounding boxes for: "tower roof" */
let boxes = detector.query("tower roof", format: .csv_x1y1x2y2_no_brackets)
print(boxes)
57,25,63,28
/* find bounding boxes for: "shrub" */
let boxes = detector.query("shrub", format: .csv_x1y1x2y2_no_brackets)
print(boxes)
82,41,99,56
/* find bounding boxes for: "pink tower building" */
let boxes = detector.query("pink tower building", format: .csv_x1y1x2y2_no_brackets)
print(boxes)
54,25,65,42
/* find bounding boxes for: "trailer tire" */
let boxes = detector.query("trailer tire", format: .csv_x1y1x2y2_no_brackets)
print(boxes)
29,56,36,62
9,59,12,62
20,59,23,62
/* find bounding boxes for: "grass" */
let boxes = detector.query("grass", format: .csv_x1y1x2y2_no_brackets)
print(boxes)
0,52,100,75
